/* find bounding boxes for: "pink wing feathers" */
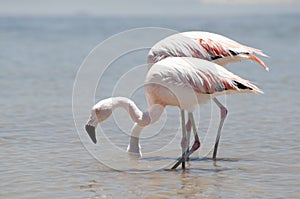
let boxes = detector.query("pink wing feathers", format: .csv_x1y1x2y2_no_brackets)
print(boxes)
153,57,262,95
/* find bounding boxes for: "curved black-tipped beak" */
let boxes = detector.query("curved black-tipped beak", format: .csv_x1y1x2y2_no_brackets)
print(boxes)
85,125,97,144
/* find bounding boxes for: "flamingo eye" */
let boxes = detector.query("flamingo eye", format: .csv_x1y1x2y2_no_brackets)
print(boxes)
95,109,100,115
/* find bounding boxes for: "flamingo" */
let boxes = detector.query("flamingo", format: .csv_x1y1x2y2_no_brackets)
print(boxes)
147,31,268,70
85,57,262,169
146,31,268,159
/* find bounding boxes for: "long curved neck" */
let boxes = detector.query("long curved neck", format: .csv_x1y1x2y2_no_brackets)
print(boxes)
97,97,164,155
90,97,163,128
111,97,151,126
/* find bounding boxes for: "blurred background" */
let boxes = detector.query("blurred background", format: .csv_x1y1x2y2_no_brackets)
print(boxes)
1,0,299,198
0,0,299,17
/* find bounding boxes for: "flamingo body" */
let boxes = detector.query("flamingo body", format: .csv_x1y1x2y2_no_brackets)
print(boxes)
85,57,262,158
145,57,261,111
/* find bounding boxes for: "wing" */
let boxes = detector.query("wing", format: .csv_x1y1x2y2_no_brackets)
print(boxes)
154,57,262,95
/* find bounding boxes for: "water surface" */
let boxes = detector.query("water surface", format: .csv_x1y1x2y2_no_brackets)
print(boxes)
1,9,300,199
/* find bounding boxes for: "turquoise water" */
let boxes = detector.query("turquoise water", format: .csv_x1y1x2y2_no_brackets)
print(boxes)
1,10,300,199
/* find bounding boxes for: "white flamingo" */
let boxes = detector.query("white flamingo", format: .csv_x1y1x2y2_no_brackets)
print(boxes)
146,31,268,159
85,57,262,169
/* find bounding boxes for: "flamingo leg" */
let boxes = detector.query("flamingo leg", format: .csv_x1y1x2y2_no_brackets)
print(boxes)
212,98,228,160
188,112,201,156
171,112,201,169
180,110,188,169
185,119,191,161
172,110,188,169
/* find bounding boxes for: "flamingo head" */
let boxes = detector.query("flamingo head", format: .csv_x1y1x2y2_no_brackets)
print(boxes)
85,104,113,144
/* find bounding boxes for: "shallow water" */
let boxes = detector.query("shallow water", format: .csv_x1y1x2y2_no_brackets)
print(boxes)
1,8,300,199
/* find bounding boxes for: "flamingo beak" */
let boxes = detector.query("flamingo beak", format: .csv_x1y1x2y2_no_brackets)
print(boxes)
85,125,97,144
248,54,269,71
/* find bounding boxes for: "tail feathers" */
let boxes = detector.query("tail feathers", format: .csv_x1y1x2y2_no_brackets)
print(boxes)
248,53,269,71
214,76,263,95
230,45,269,71
250,47,269,57
232,78,263,94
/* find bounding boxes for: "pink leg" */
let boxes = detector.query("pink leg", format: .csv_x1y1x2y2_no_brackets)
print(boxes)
212,98,228,160
184,117,201,159
187,112,201,155
185,119,192,160
172,112,201,169
172,110,188,169
181,136,187,150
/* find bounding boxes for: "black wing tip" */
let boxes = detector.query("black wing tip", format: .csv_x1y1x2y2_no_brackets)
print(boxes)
233,81,253,90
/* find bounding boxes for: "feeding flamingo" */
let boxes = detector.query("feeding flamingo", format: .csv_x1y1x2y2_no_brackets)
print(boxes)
146,31,268,159
85,57,262,169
